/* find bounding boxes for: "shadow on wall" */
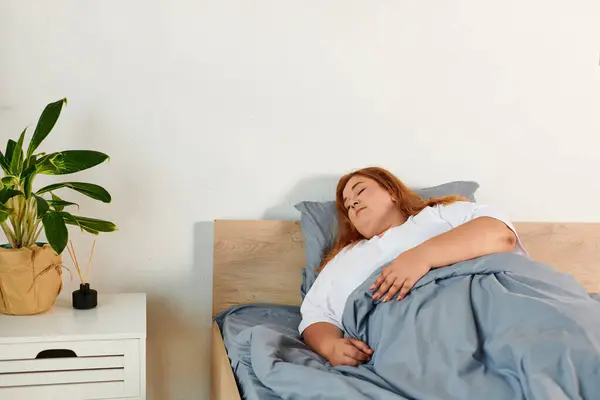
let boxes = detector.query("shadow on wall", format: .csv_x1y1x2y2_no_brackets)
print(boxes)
263,174,340,220
145,296,175,400
145,294,211,400
140,222,214,400
192,221,215,398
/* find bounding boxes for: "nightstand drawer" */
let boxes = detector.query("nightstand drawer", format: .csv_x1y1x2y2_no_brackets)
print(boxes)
0,339,142,400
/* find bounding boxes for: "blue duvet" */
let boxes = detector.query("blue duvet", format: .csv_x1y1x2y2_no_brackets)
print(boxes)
221,253,600,399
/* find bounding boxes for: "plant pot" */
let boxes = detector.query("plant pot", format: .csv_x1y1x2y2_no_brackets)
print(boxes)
0,244,63,315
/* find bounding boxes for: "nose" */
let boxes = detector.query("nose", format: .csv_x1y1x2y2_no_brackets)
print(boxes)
351,200,360,209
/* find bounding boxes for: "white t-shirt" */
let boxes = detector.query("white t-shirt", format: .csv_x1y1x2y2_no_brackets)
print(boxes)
298,201,526,335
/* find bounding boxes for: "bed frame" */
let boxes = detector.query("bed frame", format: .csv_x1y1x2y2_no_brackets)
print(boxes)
211,220,600,399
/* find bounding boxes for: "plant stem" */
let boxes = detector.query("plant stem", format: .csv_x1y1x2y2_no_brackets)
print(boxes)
8,197,21,247
21,197,36,247
8,202,18,244
0,222,17,248
29,199,37,246
21,202,30,246
32,221,43,244
18,196,28,246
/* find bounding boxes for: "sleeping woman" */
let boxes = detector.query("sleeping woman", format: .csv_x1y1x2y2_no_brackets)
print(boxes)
299,166,527,367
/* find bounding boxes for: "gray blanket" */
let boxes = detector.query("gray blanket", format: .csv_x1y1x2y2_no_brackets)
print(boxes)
228,253,600,399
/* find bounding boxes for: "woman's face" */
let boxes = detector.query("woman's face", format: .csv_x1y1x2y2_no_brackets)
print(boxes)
342,175,402,239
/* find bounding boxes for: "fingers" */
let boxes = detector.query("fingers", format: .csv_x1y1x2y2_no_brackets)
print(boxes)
382,278,406,302
331,340,374,367
343,346,370,362
372,276,397,301
369,268,389,291
397,279,414,301
339,356,361,366
348,339,374,355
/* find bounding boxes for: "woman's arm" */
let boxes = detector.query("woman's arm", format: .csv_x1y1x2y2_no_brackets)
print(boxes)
303,322,373,366
371,216,517,302
299,264,374,366
303,322,343,357
418,216,517,268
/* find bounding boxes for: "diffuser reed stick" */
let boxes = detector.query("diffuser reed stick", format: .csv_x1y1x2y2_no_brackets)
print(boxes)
66,239,97,285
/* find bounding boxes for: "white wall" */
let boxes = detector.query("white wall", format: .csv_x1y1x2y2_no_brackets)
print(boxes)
1,1,599,398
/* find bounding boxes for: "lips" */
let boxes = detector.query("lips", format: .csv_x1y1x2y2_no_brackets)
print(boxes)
356,207,366,216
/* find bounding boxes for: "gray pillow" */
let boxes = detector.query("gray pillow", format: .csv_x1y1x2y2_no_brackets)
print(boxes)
294,181,480,298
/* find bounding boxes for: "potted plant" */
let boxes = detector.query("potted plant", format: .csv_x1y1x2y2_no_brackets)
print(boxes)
0,98,116,315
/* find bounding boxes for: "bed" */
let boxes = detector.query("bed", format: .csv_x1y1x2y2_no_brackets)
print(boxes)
211,220,600,400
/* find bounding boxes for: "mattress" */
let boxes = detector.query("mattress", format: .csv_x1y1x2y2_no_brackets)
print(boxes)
215,304,302,400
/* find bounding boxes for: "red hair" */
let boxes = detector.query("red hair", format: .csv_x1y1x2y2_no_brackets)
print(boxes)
319,167,466,271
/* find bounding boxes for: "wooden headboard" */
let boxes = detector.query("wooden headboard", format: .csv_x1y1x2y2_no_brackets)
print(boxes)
212,221,600,317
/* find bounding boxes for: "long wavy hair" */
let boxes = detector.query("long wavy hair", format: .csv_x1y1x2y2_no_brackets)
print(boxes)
319,167,466,271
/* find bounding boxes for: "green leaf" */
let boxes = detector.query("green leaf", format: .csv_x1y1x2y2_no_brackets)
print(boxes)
61,212,116,234
0,188,24,204
10,128,26,175
74,215,117,232
59,211,98,234
21,166,37,198
1,176,16,186
0,152,9,174
1,176,16,194
42,211,68,254
58,210,80,226
36,150,109,175
48,194,78,212
27,98,67,159
0,210,10,223
5,140,16,166
25,153,37,171
0,202,13,222
36,182,111,203
34,195,50,217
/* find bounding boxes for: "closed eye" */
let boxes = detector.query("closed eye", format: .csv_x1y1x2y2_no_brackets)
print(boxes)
345,188,366,212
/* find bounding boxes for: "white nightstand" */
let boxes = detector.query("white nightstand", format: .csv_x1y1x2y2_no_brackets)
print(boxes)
0,293,146,400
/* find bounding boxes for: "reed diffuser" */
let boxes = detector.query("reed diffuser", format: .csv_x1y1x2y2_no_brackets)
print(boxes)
66,239,98,310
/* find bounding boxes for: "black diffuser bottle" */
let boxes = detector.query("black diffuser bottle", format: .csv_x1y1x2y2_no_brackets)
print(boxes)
72,283,98,310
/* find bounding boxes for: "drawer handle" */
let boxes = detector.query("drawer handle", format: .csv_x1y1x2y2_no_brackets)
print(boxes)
36,349,78,359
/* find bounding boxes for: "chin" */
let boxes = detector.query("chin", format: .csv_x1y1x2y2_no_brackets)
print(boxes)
356,224,376,240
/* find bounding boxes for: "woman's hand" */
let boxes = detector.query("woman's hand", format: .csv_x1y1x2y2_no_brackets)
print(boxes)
370,249,431,302
324,337,373,367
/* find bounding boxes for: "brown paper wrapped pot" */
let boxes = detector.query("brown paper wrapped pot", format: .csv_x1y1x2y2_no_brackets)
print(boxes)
0,244,63,315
